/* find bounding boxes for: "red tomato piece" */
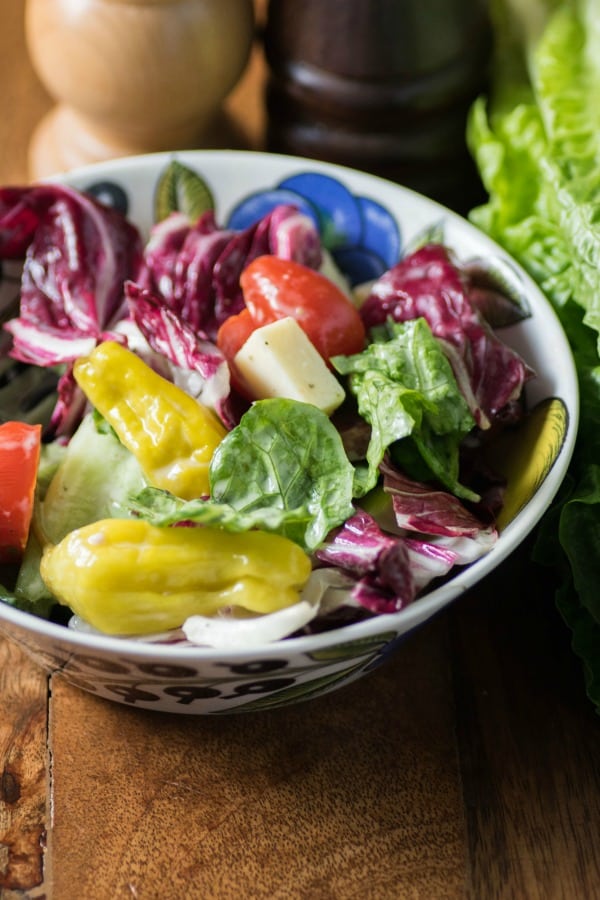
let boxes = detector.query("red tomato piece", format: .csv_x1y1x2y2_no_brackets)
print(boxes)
0,421,42,564
239,256,366,362
216,307,256,363
216,308,258,397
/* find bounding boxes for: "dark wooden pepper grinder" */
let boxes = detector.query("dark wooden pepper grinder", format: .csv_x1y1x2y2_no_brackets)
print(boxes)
262,0,492,214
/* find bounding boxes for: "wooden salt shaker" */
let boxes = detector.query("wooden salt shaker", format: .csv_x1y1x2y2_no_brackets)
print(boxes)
25,0,256,179
263,0,492,214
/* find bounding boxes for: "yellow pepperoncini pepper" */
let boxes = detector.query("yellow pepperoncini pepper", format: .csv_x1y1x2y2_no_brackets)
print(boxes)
40,518,312,635
73,341,227,500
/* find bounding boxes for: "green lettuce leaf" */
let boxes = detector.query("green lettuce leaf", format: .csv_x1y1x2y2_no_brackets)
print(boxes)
143,398,355,552
39,413,147,545
129,487,312,538
468,0,600,713
333,318,477,500
209,398,355,550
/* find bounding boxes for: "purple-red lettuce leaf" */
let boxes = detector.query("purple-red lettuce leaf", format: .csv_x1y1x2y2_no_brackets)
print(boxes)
139,210,233,336
2,184,143,364
461,258,530,328
138,204,322,341
49,366,90,439
0,186,59,258
3,321,98,367
359,243,533,429
259,203,322,269
315,509,459,614
125,282,236,428
380,458,498,556
211,224,260,329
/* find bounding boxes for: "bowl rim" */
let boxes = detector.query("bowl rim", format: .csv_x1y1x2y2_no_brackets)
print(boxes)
0,148,580,659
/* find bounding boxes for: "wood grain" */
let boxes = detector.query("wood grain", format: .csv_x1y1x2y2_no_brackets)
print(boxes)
26,0,257,178
47,617,465,900
452,546,600,900
0,5,50,897
0,1,49,185
0,638,47,895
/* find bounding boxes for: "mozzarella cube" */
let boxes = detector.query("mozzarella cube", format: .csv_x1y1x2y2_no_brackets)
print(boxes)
233,317,346,415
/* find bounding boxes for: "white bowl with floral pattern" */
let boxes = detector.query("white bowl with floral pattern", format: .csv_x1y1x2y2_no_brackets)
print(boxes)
0,151,578,714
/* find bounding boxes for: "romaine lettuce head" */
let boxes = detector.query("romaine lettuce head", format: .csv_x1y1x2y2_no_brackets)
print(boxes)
468,0,600,713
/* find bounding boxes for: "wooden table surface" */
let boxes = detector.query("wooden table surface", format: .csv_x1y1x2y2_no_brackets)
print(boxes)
1,4,599,899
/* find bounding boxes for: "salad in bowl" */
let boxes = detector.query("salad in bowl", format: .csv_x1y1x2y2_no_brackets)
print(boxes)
0,151,577,713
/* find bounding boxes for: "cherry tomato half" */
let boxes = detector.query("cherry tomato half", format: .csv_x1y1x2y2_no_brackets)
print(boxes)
215,308,258,397
238,256,366,362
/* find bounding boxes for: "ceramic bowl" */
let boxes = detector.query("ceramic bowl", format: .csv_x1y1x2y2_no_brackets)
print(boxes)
0,150,578,714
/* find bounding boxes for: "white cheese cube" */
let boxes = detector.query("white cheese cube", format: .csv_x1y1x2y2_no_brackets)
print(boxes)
233,317,346,415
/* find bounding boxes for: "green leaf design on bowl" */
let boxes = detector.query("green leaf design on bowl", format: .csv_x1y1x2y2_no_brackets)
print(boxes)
405,220,446,254
227,661,370,712
308,632,398,662
485,396,570,529
154,160,214,222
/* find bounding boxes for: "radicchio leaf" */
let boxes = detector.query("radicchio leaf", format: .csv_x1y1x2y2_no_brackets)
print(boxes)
360,243,533,429
126,282,235,428
1,184,143,364
49,366,90,438
379,458,496,541
139,210,233,336
138,204,322,340
461,257,530,327
316,509,459,613
0,186,57,258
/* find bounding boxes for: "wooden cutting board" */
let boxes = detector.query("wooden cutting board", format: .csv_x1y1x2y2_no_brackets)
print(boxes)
46,615,465,899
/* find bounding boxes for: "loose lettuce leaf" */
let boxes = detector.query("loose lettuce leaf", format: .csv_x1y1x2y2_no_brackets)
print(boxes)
556,584,600,712
558,464,600,623
468,0,600,712
358,243,532,429
210,398,355,551
129,486,312,537
39,413,146,545
11,533,55,616
333,318,477,500
0,575,55,618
